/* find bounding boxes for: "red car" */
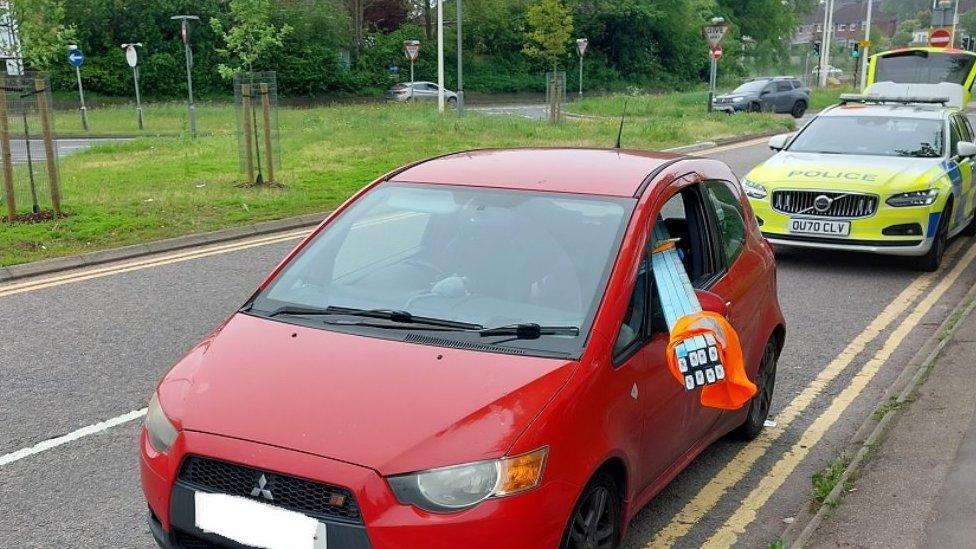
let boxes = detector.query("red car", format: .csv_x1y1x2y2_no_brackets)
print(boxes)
141,148,785,549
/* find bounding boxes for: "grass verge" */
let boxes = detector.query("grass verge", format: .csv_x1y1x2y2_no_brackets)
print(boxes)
1,98,792,267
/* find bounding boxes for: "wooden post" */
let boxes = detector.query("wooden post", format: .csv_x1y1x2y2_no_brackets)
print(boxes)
260,83,274,184
35,78,60,216
0,76,15,221
240,83,255,185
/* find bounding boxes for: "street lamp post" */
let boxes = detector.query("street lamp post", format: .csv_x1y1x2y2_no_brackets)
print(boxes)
437,0,445,113
121,43,144,130
456,0,464,116
171,15,199,137
576,38,588,98
860,0,873,90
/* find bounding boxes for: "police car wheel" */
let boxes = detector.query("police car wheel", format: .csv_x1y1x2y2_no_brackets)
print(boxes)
732,339,777,441
961,211,976,237
914,205,951,272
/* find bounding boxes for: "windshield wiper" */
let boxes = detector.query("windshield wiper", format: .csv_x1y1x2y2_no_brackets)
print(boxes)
478,323,580,339
265,305,335,317
321,306,483,330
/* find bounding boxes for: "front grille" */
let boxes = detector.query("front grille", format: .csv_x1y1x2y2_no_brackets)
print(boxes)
772,190,878,218
179,456,362,523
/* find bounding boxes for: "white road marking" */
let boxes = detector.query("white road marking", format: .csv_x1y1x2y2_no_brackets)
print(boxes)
0,408,147,467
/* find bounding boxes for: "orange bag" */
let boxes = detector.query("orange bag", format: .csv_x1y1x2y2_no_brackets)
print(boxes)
665,311,756,410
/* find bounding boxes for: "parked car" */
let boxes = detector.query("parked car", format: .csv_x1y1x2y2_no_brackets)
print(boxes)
712,76,811,118
388,81,458,105
811,65,844,79
743,92,976,271
140,148,785,548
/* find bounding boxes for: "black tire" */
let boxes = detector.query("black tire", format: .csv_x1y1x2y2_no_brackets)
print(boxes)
791,100,807,119
732,338,778,440
748,102,761,113
961,210,976,237
914,204,951,272
447,96,458,106
560,472,621,549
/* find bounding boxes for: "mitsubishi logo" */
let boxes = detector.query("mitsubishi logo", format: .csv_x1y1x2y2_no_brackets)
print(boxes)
250,474,274,501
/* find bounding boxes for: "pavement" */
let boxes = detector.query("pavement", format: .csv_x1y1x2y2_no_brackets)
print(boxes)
2,134,976,548
806,300,976,549
7,137,129,163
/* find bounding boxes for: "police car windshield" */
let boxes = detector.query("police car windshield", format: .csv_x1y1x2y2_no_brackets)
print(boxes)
789,116,944,158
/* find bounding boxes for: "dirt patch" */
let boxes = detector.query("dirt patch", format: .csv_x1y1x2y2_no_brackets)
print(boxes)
0,210,67,224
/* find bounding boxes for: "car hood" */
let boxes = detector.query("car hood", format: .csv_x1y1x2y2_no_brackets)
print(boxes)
746,151,947,192
159,313,577,475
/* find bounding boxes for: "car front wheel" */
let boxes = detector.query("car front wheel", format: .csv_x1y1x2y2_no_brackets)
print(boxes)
561,472,621,549
914,205,951,272
732,338,778,440
791,101,807,119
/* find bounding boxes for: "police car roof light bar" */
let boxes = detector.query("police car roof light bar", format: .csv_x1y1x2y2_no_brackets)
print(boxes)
839,93,950,106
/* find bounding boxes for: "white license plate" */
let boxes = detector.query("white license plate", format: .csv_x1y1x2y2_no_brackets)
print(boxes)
195,492,327,549
788,218,851,237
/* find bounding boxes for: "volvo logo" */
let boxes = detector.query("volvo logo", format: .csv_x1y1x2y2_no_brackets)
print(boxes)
814,195,832,213
250,474,274,501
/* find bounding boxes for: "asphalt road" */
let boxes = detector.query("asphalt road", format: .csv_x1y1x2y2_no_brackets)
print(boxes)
2,136,976,548
7,138,128,163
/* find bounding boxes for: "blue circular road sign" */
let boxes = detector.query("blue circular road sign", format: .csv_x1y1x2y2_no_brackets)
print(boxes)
67,48,85,67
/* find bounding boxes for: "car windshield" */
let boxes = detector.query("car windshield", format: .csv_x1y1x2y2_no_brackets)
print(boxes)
788,115,944,158
249,183,634,357
874,50,976,86
732,80,769,94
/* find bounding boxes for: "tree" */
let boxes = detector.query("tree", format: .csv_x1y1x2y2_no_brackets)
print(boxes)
211,0,293,79
961,9,976,40
523,0,573,72
6,0,77,72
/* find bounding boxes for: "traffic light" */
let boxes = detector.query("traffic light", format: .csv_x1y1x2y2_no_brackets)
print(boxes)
813,41,821,56
851,42,860,58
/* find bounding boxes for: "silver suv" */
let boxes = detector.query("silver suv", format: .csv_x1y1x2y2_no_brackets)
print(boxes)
713,76,810,118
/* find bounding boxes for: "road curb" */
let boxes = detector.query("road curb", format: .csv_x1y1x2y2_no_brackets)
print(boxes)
782,277,976,548
662,128,783,154
0,213,327,283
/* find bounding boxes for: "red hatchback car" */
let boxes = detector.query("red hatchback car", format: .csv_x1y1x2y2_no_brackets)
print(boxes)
141,148,785,549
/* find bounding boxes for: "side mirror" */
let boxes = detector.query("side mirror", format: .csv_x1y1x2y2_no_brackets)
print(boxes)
957,141,976,158
695,289,728,317
768,133,790,151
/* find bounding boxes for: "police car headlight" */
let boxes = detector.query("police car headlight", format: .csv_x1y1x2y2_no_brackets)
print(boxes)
886,189,939,207
387,447,547,512
742,178,768,200
145,392,178,453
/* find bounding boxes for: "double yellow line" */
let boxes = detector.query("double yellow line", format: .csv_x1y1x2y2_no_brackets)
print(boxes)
648,241,976,547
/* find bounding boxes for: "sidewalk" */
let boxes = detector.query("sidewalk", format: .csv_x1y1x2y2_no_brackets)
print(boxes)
806,306,976,548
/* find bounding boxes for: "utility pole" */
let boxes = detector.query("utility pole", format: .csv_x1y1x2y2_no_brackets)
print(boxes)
952,0,961,47
456,0,464,116
818,0,835,88
437,0,445,113
171,15,199,137
860,0,873,90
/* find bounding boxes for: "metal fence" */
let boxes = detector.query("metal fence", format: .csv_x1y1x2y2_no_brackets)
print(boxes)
0,73,61,222
234,71,281,186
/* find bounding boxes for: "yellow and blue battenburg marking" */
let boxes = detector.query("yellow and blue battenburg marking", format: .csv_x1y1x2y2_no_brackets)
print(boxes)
650,223,725,391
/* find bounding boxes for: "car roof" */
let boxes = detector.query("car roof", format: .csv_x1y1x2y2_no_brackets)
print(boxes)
392,148,682,197
820,102,953,120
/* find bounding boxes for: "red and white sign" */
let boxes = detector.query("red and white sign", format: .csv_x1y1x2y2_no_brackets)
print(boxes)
403,40,421,62
710,48,723,60
576,38,589,57
702,23,730,51
930,27,952,48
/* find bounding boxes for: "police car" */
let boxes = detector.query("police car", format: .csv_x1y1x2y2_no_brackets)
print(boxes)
742,87,976,271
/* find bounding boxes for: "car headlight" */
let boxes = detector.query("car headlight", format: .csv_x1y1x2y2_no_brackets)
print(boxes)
145,392,178,453
886,189,939,207
742,178,768,200
387,447,548,513
732,96,744,103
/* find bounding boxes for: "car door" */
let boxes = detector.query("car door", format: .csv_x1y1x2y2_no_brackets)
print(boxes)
774,80,794,112
951,115,976,228
612,230,688,490
759,83,777,111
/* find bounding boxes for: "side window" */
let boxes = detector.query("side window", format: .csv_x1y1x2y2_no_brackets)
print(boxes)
614,253,649,358
776,81,792,92
704,181,747,265
950,116,964,156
